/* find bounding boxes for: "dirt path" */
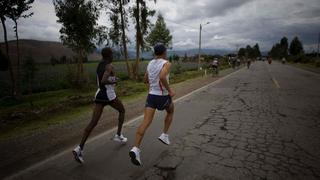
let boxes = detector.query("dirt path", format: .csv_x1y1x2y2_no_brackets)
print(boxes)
0,67,238,179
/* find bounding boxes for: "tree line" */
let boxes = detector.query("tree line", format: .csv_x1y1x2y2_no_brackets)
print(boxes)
1,0,173,98
268,36,306,62
237,43,261,59
53,0,172,82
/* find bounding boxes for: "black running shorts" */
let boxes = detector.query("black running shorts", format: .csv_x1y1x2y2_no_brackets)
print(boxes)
94,89,116,106
145,94,172,110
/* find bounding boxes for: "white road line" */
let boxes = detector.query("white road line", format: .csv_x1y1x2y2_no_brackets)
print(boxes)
265,63,281,89
272,77,281,89
5,68,243,180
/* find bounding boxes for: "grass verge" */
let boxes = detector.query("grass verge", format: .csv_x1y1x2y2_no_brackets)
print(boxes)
288,62,320,74
0,69,207,141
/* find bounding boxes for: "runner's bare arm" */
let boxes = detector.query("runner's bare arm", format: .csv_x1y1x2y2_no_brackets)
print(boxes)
160,62,175,97
144,72,149,84
144,72,150,88
101,64,116,85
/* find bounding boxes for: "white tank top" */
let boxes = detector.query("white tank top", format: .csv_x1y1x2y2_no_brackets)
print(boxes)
105,76,116,100
147,58,169,96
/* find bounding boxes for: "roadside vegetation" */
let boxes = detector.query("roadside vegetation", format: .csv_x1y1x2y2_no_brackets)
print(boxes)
268,36,320,69
0,59,234,140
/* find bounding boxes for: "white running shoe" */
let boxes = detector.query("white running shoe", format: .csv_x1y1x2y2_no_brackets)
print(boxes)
129,147,142,166
112,134,128,143
72,146,84,164
158,133,170,145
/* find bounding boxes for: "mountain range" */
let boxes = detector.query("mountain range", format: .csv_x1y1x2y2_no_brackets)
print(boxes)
1,39,266,63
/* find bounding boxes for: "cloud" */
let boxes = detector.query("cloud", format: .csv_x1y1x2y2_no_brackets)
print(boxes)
1,0,60,42
155,0,320,51
0,0,319,52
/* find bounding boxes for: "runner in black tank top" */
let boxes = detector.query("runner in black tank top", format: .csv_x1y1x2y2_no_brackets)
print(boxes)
95,60,117,103
72,47,127,164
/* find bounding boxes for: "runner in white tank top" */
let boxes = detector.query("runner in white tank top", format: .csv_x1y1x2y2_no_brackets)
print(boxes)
147,58,169,96
130,43,175,166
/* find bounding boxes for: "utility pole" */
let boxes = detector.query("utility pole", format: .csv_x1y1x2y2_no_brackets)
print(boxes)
197,22,210,70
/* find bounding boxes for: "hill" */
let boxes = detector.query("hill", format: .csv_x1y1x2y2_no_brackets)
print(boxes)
130,48,232,59
0,39,101,64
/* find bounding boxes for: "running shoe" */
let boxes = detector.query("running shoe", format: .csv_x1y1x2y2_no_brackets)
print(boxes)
158,133,170,145
72,145,84,164
112,134,128,143
129,147,141,166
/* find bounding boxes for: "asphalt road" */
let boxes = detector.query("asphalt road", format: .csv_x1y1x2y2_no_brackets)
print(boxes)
4,61,320,180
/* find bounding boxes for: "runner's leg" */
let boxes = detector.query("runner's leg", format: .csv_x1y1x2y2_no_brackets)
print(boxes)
79,103,104,149
163,102,174,133
109,98,126,136
134,107,156,147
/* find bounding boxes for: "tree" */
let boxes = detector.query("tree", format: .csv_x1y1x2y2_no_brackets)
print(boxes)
280,36,288,58
246,45,255,59
132,0,156,79
0,0,17,97
146,14,172,48
0,0,11,58
183,52,188,61
54,0,105,85
105,0,132,78
253,43,261,58
289,36,304,56
7,0,34,96
0,48,9,71
269,43,282,59
172,54,179,61
238,47,246,58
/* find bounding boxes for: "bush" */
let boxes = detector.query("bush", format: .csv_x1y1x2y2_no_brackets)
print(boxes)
288,54,310,63
50,56,58,66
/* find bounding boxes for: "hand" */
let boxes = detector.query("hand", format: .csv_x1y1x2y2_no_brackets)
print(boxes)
168,89,175,97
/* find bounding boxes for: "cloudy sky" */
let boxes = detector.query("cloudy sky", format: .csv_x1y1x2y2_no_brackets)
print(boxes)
1,0,320,52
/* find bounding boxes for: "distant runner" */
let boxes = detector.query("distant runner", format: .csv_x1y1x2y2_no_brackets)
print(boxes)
72,47,127,164
268,57,272,64
211,58,219,76
282,57,286,64
236,58,241,68
247,58,251,69
129,43,175,166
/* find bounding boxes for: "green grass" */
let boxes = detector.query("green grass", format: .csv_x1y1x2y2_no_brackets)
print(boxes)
288,61,320,74
0,65,209,140
0,61,200,97
0,106,91,141
0,58,233,141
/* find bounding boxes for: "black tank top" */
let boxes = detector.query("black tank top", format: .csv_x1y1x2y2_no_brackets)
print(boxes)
97,60,107,89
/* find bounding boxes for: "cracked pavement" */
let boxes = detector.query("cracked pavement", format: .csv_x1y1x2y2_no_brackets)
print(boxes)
136,62,320,180
5,62,320,180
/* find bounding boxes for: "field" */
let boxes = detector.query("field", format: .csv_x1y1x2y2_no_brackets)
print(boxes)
0,60,216,139
0,61,202,98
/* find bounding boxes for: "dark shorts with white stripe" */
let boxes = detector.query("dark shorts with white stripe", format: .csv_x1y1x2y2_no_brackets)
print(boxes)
145,94,172,110
94,89,115,106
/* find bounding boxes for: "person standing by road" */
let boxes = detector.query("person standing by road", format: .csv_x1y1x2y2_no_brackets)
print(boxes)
129,43,175,166
72,47,127,164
